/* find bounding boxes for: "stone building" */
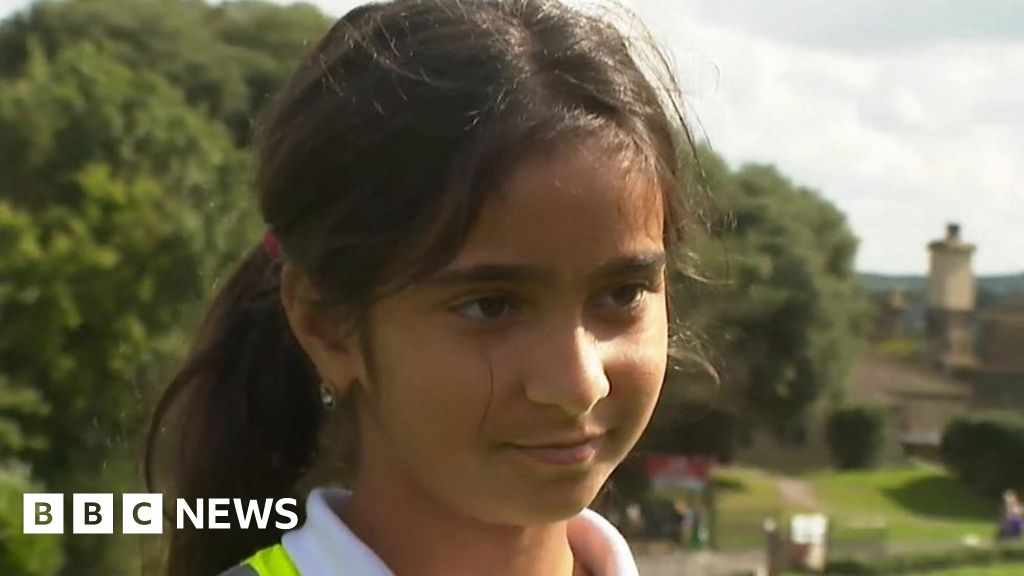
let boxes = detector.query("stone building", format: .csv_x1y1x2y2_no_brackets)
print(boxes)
977,293,1024,373
856,223,1024,460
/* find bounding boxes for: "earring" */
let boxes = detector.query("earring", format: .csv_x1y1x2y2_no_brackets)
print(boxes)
320,382,336,410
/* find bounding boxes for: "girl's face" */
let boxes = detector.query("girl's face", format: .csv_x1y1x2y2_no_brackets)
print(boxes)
353,139,669,525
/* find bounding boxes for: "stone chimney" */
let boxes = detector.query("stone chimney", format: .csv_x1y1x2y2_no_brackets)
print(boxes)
925,223,976,367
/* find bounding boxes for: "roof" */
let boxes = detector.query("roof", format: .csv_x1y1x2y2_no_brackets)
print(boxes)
982,292,1024,315
848,349,972,403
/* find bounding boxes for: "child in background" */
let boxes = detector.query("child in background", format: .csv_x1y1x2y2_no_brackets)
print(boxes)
1000,490,1023,540
146,0,701,574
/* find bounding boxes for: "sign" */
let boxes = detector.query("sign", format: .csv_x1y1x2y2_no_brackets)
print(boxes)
644,455,714,491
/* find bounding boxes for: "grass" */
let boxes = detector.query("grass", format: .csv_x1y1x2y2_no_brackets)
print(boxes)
713,466,786,551
906,564,1024,575
709,464,1000,553
782,566,1024,576
807,465,997,547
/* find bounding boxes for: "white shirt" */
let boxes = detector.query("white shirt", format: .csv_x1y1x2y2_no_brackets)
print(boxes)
281,487,640,576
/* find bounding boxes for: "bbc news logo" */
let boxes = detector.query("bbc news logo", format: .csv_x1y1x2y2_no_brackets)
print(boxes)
23,493,298,534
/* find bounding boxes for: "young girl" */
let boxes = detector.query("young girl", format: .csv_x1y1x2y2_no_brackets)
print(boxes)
146,0,699,574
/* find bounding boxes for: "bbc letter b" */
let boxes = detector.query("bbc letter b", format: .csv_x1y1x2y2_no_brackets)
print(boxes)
24,494,63,534
73,493,114,534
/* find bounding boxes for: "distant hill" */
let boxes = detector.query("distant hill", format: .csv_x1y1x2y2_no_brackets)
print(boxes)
858,274,927,293
859,272,1024,299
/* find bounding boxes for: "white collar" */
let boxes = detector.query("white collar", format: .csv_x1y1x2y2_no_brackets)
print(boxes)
282,487,639,576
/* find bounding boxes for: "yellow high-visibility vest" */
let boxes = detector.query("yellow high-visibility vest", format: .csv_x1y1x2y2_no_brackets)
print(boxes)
242,543,301,576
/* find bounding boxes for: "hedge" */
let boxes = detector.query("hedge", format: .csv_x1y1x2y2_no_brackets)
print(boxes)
823,543,1024,575
941,413,1024,497
825,405,888,470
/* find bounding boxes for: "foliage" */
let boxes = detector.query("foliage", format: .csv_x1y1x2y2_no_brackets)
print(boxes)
0,464,64,576
0,40,259,573
0,3,323,572
825,405,889,469
0,40,257,484
642,400,740,462
671,147,868,444
824,543,1024,575
0,374,48,460
0,0,331,143
942,413,1024,497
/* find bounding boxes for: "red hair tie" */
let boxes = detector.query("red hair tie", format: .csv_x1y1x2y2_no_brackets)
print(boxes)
263,231,282,260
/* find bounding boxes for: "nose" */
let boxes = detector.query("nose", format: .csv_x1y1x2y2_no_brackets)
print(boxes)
523,322,610,417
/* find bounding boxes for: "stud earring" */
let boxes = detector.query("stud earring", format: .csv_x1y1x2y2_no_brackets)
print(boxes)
320,382,336,410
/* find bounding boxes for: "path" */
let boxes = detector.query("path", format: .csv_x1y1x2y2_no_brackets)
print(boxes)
772,474,822,511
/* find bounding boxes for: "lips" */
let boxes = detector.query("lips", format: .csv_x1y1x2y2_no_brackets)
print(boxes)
508,433,605,467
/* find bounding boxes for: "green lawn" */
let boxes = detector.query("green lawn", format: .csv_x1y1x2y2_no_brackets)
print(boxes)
808,466,997,547
711,464,1000,553
904,564,1024,575
782,565,1024,576
713,466,786,551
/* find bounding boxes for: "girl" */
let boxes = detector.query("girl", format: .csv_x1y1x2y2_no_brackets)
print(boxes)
146,0,700,574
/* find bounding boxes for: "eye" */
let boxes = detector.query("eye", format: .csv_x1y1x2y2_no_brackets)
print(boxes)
595,282,650,310
450,294,516,321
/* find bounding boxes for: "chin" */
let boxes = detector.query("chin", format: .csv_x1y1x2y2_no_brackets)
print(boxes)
499,470,610,525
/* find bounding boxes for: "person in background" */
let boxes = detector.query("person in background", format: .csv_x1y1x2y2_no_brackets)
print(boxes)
999,490,1023,540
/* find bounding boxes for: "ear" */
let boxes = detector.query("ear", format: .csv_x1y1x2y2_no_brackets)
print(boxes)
280,262,365,397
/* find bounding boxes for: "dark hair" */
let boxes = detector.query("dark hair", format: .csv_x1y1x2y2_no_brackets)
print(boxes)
145,0,699,574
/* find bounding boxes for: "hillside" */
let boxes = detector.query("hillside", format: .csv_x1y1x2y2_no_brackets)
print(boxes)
859,272,1024,297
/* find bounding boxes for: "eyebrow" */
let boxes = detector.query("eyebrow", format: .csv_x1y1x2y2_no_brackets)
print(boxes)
426,252,667,288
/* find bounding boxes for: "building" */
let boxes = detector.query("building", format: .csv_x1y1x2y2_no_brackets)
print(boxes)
855,223,1024,459
977,293,1024,374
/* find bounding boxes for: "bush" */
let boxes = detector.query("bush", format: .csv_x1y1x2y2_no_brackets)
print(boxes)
825,406,888,469
941,413,1024,497
825,542,1024,574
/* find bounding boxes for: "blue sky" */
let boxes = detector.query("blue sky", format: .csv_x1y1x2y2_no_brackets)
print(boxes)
2,0,1022,275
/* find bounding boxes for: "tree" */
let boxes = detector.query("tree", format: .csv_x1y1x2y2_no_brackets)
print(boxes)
663,147,867,446
0,43,258,573
0,0,331,143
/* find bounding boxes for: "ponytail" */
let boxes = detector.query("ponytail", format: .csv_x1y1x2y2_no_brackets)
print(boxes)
145,243,321,576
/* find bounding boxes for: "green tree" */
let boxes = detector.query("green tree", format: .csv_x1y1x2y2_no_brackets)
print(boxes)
0,0,331,143
0,43,258,573
666,147,867,445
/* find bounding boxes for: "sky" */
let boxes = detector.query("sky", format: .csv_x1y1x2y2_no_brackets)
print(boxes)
2,0,1021,275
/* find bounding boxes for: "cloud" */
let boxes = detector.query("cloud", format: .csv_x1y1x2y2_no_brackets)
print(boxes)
627,1,1024,274
669,0,1024,53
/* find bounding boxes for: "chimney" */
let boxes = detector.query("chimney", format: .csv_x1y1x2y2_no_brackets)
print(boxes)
946,223,961,242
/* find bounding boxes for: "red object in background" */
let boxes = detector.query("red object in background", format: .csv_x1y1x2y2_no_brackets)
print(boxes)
644,455,714,490
264,231,282,260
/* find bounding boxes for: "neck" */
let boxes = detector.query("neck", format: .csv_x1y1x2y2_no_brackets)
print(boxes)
341,467,580,576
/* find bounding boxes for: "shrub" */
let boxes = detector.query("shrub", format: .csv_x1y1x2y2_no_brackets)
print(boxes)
826,542,1024,574
825,405,888,469
941,413,1024,497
